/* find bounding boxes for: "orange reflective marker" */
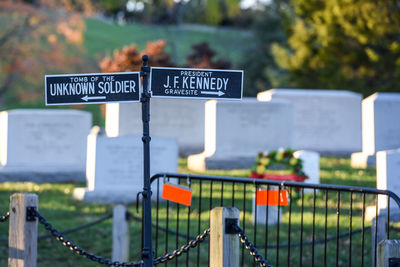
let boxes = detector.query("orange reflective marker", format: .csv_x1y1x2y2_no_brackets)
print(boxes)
162,182,192,206
256,189,288,206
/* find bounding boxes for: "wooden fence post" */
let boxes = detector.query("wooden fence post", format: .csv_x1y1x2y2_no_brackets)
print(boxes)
112,204,129,262
377,240,400,267
8,193,38,267
210,207,240,267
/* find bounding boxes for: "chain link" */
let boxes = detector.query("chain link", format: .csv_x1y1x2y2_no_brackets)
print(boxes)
153,228,210,265
34,210,143,267
30,209,265,267
0,211,9,223
233,225,271,267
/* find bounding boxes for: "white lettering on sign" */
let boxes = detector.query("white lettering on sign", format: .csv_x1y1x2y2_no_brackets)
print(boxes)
98,81,136,94
180,71,213,77
49,82,95,96
49,78,136,97
164,89,199,96
162,75,229,91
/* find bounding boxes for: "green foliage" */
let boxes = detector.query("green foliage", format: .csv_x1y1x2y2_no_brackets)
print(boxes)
205,0,223,25
97,0,127,15
185,0,241,25
240,0,289,96
271,0,400,96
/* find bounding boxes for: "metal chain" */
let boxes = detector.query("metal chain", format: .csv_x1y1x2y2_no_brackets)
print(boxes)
233,225,271,267
0,211,9,223
153,228,210,265
34,210,143,267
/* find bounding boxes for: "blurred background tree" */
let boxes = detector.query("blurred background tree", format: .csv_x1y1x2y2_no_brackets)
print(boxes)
183,0,241,25
271,0,400,96
99,40,231,72
240,0,289,96
95,0,250,26
186,42,231,69
0,1,95,106
99,40,174,72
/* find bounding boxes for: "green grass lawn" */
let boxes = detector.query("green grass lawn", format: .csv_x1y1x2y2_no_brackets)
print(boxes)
84,18,253,66
0,157,387,266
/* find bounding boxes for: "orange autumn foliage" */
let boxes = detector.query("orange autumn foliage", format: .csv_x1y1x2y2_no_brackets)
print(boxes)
99,40,232,73
0,1,92,104
99,40,174,73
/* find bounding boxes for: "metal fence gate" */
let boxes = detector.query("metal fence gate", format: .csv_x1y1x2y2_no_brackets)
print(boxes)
148,172,400,267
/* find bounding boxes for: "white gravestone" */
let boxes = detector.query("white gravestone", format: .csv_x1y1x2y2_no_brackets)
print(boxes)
257,89,362,155
73,127,178,203
294,150,320,187
351,93,400,168
106,98,206,156
365,149,400,241
376,149,400,211
188,98,293,171
368,149,400,263
0,109,92,182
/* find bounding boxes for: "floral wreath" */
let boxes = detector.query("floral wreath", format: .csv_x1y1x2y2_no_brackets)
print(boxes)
250,148,307,178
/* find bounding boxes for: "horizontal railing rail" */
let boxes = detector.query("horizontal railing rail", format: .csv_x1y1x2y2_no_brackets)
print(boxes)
151,172,400,205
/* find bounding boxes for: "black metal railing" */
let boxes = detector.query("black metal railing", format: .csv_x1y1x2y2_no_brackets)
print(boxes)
149,172,400,267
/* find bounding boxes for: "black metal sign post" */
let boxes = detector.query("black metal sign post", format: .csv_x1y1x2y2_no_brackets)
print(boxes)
140,55,154,267
44,58,243,267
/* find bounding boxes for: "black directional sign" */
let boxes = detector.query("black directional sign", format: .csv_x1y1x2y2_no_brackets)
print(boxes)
149,67,243,100
45,72,140,105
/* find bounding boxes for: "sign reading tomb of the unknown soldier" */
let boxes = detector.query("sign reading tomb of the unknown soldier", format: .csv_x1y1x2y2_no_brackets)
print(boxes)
150,67,243,100
45,72,140,105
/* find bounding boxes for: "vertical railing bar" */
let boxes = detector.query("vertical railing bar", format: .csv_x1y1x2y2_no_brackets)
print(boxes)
210,180,214,210
141,192,144,257
253,184,258,267
265,184,269,260
241,183,247,267
387,195,390,240
221,181,224,206
166,177,170,267
361,192,365,267
335,191,340,267
232,182,235,207
311,188,316,267
175,178,180,267
348,192,353,267
276,185,281,267
324,190,328,267
186,179,191,266
197,180,202,267
287,187,292,267
300,188,304,267
374,194,378,267
155,178,160,258
141,183,144,252
208,180,213,265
